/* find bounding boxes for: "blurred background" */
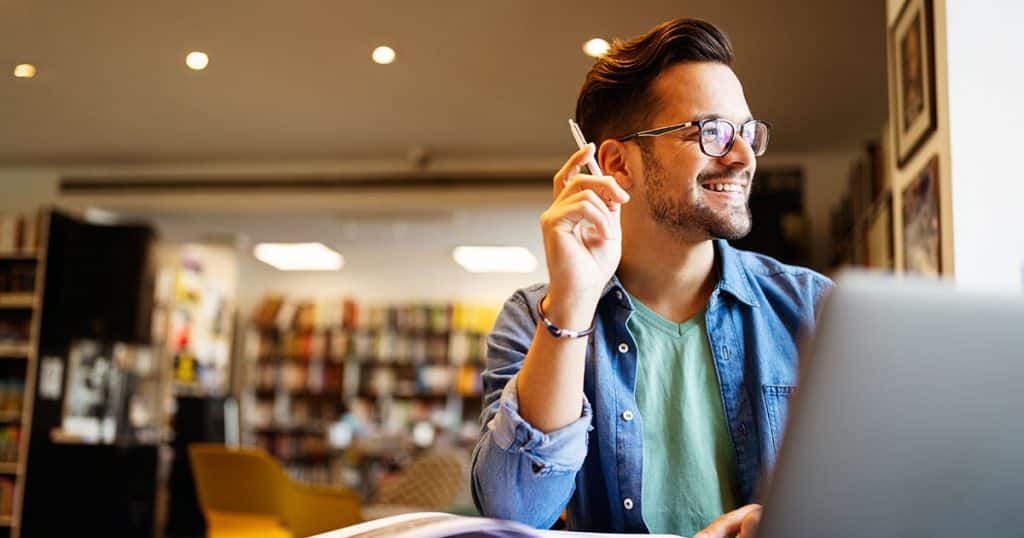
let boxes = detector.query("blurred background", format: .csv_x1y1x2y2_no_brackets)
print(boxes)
3,0,1014,536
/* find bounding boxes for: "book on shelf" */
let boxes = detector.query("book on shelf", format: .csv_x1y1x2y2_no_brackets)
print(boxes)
311,512,684,538
252,296,499,336
0,212,40,256
0,477,13,517
0,261,36,297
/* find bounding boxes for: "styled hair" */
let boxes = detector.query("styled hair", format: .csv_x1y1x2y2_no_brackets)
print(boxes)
574,19,734,143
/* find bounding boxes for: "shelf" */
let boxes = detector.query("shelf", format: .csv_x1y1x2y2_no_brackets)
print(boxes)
257,356,345,365
0,412,22,423
254,424,328,435
277,452,331,463
256,326,483,338
357,360,457,368
0,251,37,262
0,293,36,309
359,392,451,401
0,515,12,527
0,462,19,474
0,344,30,358
255,388,345,400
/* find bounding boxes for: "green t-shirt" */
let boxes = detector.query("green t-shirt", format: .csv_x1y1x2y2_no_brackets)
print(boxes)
627,293,741,537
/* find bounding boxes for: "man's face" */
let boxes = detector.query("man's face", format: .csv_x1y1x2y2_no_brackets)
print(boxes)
633,62,757,241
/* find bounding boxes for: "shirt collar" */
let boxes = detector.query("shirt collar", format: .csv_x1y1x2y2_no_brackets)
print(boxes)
601,239,759,309
714,239,759,307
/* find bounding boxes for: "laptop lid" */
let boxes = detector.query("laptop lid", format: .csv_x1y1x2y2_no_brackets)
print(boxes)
757,271,1024,538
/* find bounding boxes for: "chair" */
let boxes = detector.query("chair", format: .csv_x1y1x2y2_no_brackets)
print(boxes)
361,450,474,521
188,444,362,538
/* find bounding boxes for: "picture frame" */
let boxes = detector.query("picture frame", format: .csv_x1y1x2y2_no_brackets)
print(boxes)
890,0,937,168
901,155,941,275
866,190,894,270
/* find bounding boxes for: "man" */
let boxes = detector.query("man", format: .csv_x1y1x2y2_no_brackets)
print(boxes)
471,19,831,538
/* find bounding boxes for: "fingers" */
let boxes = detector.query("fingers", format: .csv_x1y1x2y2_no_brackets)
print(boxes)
541,190,616,240
694,504,763,538
737,507,762,538
553,145,630,206
553,143,597,195
557,174,631,208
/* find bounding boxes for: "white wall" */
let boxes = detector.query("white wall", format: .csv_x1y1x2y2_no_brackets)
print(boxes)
145,207,551,312
944,0,1024,292
0,168,59,212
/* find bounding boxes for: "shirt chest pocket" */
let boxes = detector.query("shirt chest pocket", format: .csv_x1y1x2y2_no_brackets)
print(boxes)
762,384,797,457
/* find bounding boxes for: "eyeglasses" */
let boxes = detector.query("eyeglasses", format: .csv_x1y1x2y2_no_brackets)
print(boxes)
618,118,771,157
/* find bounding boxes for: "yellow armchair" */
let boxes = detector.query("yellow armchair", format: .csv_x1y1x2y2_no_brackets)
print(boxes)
188,444,362,538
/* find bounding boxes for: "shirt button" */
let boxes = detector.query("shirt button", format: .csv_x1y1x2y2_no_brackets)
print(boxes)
618,343,629,353
621,410,634,421
615,291,623,300
623,498,634,510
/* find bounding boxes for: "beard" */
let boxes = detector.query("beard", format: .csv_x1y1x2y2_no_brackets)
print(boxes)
640,144,753,241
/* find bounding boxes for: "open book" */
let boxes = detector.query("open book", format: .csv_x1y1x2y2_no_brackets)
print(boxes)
311,512,685,538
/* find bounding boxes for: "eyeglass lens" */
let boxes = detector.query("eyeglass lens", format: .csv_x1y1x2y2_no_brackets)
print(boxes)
700,120,768,157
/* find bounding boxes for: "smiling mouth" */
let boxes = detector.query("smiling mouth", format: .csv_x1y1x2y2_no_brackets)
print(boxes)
700,182,746,194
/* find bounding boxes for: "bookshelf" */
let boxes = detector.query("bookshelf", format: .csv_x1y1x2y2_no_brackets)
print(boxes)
0,210,47,537
244,298,494,493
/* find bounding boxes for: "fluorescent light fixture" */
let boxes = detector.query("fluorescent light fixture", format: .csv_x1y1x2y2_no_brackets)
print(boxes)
13,64,36,78
583,38,610,58
186,51,209,70
372,46,396,65
452,246,537,273
254,242,343,271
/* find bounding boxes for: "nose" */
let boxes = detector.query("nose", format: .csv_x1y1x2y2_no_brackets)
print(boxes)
718,130,756,170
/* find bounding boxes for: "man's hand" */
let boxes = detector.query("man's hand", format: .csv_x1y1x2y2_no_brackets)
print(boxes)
541,143,630,319
694,504,762,538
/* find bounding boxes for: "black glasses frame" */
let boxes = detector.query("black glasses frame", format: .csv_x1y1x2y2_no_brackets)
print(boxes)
617,118,771,157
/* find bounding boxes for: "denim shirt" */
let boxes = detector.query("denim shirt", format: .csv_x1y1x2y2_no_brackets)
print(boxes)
470,240,833,532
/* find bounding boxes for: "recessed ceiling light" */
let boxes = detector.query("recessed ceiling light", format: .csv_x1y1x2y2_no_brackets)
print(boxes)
13,64,36,78
254,242,344,271
583,38,610,58
372,46,396,65
186,51,209,70
452,246,538,273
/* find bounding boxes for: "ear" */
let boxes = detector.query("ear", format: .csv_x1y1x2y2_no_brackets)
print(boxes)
597,139,635,190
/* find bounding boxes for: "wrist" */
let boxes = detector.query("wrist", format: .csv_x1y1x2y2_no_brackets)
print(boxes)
541,290,600,331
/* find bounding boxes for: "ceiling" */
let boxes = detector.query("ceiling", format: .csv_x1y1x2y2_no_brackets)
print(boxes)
0,0,888,166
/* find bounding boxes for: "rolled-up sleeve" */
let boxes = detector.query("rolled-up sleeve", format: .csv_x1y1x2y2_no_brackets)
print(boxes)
470,287,592,528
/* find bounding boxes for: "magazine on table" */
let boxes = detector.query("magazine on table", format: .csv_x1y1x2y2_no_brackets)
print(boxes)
310,512,685,538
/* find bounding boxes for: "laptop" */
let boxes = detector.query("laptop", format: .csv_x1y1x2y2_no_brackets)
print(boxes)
757,271,1024,538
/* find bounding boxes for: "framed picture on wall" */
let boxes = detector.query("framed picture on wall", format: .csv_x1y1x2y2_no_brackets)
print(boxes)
901,155,941,275
867,191,894,270
890,0,937,168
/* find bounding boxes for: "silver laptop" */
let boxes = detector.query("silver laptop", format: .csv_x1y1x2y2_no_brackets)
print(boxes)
757,271,1024,538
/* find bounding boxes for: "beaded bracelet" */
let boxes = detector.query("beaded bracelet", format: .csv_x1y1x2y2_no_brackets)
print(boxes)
537,294,596,339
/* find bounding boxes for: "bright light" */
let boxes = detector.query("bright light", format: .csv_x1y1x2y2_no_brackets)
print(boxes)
13,64,36,78
452,246,537,273
372,46,396,65
186,51,209,70
583,38,610,58
254,242,344,271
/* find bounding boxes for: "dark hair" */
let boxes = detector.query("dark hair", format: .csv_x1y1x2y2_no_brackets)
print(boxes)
575,19,734,143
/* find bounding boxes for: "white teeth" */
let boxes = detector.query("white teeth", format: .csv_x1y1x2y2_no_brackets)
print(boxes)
704,184,742,193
